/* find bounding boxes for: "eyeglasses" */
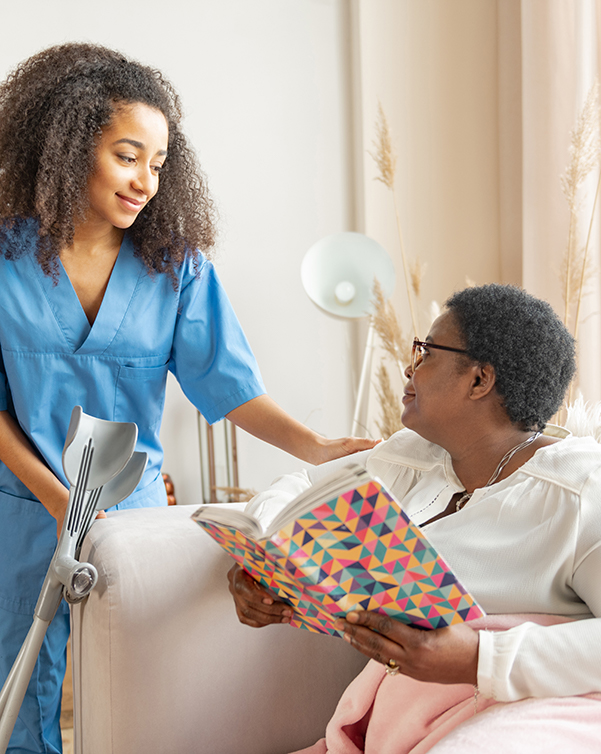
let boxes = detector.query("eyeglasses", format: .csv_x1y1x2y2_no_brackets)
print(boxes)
411,338,468,372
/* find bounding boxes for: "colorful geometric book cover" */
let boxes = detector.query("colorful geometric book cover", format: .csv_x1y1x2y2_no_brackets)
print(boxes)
194,476,484,637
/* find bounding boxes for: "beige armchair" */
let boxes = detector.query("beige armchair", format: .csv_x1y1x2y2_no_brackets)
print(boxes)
70,504,367,754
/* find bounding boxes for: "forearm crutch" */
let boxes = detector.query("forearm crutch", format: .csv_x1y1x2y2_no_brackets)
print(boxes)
0,406,147,753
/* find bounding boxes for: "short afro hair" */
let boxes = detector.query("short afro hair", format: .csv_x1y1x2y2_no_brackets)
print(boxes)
445,284,575,430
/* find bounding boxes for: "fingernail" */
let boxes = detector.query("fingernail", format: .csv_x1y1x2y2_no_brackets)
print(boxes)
334,619,345,630
281,616,291,624
346,612,359,623
282,609,293,617
262,598,274,605
343,633,351,644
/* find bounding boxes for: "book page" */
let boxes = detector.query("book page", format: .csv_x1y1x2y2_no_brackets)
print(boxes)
192,504,262,538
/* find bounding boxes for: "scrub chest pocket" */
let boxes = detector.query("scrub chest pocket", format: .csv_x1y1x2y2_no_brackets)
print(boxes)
114,363,169,430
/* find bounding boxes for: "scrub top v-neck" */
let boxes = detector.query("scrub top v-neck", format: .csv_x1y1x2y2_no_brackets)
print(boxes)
38,239,143,354
0,221,265,505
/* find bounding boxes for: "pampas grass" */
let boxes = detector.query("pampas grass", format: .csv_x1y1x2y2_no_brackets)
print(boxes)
560,244,596,311
410,258,427,298
371,279,411,378
573,170,601,343
557,80,601,413
214,486,258,503
369,102,420,336
367,103,435,436
370,101,396,191
375,363,404,439
564,395,601,443
559,80,600,328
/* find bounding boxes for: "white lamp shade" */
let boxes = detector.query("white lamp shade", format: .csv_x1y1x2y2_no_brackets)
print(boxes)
301,232,395,320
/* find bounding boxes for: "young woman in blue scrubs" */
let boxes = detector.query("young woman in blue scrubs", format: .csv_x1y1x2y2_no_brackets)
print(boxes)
0,43,374,753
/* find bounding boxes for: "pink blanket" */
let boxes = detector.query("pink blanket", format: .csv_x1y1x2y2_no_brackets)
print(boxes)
290,615,601,754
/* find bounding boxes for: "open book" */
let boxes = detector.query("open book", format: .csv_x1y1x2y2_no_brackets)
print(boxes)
192,463,484,637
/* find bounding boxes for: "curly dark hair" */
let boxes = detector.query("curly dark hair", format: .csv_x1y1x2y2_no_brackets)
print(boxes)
445,284,576,431
0,42,215,280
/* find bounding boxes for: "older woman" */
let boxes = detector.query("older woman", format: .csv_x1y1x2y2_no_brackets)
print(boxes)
228,284,601,752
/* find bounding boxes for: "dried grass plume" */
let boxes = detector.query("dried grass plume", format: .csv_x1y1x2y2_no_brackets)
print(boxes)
369,101,396,189
375,363,404,440
410,258,427,298
371,279,411,374
559,80,600,327
564,395,601,443
215,486,258,503
368,102,419,335
560,82,600,213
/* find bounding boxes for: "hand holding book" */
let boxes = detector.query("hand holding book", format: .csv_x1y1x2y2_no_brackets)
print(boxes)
335,604,480,685
227,562,294,627
193,463,484,638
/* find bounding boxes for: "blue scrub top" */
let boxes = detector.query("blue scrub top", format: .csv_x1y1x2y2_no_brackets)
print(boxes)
0,220,266,506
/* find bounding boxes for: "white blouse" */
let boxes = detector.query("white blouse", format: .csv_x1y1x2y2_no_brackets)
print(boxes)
246,429,601,702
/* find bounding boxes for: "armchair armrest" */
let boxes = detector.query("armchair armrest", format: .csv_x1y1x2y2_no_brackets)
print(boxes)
71,505,367,754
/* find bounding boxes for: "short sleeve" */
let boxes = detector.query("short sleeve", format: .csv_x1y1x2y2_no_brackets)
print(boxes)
170,257,265,424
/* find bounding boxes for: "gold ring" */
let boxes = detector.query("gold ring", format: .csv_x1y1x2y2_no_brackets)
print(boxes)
385,659,400,676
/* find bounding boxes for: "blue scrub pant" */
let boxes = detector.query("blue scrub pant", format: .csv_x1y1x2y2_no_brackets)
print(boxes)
0,474,167,752
0,607,69,754
0,494,68,754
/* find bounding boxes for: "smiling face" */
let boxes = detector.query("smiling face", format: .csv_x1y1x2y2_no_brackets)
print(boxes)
402,311,476,444
84,102,169,232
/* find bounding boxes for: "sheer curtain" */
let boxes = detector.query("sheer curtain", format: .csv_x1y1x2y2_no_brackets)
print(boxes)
518,0,601,402
352,0,601,437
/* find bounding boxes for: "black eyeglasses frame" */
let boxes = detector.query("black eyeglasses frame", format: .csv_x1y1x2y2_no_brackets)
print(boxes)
411,337,469,372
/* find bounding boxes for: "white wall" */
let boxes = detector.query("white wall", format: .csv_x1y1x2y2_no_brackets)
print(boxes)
0,0,358,502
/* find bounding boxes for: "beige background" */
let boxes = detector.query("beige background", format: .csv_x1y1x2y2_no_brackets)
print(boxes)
356,0,601,435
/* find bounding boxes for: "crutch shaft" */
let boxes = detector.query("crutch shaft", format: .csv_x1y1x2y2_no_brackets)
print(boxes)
0,629,30,718
0,616,50,753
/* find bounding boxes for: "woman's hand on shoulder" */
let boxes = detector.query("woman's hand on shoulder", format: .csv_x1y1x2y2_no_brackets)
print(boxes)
335,610,479,685
227,564,293,628
312,436,381,465
226,395,380,465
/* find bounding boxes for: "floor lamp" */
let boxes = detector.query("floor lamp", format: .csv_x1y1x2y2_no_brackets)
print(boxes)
301,232,395,437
